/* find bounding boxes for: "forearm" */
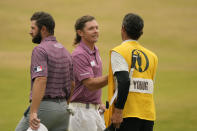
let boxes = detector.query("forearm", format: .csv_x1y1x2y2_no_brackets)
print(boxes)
83,75,108,91
67,81,75,104
114,71,130,109
30,77,47,114
71,81,75,93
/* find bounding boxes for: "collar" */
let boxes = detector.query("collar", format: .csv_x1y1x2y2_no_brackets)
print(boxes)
42,36,57,42
121,39,138,44
79,41,97,54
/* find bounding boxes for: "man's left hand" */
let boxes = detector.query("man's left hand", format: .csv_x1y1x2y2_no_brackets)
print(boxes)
29,112,40,130
98,104,106,115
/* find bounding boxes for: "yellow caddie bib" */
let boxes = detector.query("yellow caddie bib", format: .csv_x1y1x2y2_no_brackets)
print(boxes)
104,40,158,127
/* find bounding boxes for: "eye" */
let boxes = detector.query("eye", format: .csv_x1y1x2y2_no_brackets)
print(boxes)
89,27,94,30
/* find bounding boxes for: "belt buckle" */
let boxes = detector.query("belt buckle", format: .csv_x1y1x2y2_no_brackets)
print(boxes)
86,103,89,109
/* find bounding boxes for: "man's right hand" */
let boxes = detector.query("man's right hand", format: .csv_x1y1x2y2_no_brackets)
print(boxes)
29,112,40,130
111,108,123,129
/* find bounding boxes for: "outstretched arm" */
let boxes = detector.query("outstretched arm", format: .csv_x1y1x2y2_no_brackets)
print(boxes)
82,75,108,91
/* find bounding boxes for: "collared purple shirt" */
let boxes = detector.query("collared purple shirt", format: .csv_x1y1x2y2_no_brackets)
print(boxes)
71,41,102,104
30,36,74,100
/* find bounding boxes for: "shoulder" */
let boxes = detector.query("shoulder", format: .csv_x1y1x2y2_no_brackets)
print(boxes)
72,46,87,57
111,51,123,58
141,46,158,63
61,45,71,56
72,48,89,63
111,44,131,59
111,51,127,64
111,51,129,73
150,51,158,60
144,47,157,58
32,45,47,55
112,44,123,51
112,42,133,53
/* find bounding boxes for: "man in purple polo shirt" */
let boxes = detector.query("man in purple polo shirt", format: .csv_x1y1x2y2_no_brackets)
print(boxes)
69,15,108,131
15,12,74,131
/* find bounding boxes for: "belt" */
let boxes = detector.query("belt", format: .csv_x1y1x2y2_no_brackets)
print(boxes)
42,98,66,102
70,102,99,110
42,96,67,102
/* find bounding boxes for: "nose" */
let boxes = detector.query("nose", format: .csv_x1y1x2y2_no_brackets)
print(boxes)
29,30,33,36
95,28,99,33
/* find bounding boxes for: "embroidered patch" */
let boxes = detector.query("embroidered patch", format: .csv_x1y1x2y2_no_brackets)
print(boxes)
54,43,63,48
90,61,96,67
34,66,43,72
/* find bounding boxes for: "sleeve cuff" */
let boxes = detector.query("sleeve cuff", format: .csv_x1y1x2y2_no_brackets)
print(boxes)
78,73,94,81
31,74,47,80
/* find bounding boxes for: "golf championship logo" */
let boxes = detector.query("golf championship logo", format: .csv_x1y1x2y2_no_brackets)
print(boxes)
130,49,153,94
132,49,149,72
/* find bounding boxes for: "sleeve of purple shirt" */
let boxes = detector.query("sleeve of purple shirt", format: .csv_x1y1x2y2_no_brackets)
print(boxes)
31,46,48,80
72,54,94,81
70,58,74,81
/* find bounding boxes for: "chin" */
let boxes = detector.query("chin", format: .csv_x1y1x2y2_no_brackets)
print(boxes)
92,41,97,44
93,39,98,43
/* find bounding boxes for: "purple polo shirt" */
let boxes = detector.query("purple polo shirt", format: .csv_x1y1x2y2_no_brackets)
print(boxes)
30,36,74,100
71,41,102,104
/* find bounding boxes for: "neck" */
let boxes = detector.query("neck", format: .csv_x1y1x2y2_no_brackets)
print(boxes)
122,36,130,41
41,33,52,41
82,39,95,50
122,32,129,41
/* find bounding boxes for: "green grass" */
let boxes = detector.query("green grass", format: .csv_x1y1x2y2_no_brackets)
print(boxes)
0,68,30,130
154,71,197,130
0,0,197,130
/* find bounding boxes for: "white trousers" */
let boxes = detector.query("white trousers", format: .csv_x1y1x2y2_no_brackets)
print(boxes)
69,103,106,131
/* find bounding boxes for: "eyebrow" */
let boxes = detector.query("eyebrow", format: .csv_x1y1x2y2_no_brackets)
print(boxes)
88,25,98,29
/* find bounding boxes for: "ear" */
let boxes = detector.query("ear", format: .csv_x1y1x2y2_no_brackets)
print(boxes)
41,26,47,34
77,30,83,37
121,26,126,33
121,26,127,40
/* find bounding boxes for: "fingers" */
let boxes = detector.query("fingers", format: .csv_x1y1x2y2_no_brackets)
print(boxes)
31,118,40,125
30,121,40,130
30,118,40,130
29,113,40,130
111,109,123,129
99,104,106,110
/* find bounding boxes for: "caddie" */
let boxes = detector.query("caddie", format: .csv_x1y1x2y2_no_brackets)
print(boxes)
104,13,158,131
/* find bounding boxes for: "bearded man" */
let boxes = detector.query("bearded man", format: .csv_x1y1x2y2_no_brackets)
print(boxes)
15,11,74,131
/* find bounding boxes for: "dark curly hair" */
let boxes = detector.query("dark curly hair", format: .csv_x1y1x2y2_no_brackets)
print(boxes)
122,13,144,40
31,11,55,35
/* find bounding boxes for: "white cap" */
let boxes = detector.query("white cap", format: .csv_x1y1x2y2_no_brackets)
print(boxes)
27,123,48,131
